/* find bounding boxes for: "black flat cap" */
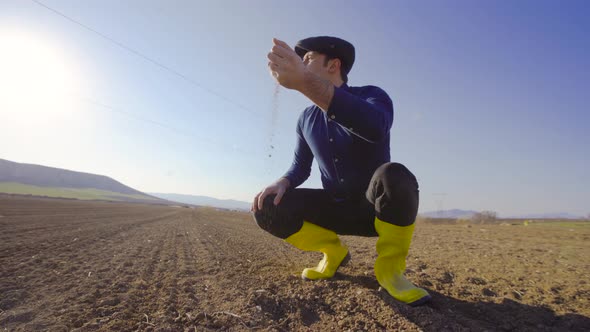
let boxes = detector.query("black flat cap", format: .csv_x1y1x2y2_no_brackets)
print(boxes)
295,36,355,79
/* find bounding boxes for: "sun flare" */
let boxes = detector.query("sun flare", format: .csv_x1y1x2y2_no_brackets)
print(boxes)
0,27,83,129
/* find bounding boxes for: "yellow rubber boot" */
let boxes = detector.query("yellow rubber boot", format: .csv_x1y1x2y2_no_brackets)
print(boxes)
285,221,349,280
374,218,431,306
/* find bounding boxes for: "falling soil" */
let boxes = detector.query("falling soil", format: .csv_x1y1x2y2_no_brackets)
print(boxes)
268,83,280,160
0,195,589,331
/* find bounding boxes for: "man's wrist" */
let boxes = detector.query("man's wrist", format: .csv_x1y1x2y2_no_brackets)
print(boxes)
279,177,291,188
292,67,309,93
298,70,334,111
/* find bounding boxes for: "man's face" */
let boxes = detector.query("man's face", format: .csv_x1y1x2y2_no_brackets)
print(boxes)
302,51,332,79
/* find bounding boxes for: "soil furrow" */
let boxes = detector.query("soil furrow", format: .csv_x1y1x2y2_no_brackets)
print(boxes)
1,197,588,332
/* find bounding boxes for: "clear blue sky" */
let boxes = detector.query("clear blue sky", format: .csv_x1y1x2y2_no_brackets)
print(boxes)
0,0,588,217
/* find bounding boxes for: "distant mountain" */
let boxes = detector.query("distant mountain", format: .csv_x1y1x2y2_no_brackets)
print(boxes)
420,208,585,220
420,209,478,219
0,158,164,204
508,212,585,219
150,193,251,211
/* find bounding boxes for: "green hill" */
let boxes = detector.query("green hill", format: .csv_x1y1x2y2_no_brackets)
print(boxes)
0,158,165,204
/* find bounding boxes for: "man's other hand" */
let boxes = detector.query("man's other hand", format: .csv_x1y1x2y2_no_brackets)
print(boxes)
252,177,290,212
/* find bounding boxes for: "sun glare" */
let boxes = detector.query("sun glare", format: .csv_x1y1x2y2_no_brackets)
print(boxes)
0,27,83,130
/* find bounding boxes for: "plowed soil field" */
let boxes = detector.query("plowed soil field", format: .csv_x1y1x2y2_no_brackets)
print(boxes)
1,196,588,331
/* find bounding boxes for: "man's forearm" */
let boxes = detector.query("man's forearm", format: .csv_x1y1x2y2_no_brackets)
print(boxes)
297,70,334,112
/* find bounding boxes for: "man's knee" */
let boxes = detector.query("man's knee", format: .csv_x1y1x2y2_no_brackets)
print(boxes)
366,162,419,227
252,194,302,239
367,163,418,198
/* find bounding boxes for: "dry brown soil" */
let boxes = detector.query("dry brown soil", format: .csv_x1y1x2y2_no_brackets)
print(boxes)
0,196,588,331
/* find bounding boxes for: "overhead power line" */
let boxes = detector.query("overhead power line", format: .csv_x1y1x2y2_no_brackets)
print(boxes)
76,94,264,158
31,0,264,119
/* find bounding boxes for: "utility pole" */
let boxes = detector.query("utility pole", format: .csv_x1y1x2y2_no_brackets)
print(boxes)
432,193,447,218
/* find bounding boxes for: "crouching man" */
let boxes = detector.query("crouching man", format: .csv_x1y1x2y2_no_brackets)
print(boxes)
253,36,430,306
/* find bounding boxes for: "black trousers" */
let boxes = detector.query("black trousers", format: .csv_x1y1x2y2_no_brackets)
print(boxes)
253,162,419,239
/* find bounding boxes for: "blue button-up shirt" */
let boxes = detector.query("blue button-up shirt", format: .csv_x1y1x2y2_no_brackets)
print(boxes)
283,84,394,200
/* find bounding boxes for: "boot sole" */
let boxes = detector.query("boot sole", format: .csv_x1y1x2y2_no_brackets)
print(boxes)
407,294,432,307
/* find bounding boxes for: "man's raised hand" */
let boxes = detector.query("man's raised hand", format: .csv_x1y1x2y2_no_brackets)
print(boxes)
267,38,306,90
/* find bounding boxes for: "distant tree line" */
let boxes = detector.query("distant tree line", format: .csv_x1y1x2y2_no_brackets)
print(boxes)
471,211,497,224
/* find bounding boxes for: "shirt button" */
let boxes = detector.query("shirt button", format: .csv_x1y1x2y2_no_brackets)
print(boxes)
349,127,353,131
330,115,336,119
340,178,344,183
329,138,333,142
334,158,339,162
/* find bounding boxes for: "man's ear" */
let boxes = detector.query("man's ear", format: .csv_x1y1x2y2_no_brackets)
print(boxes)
329,58,341,73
